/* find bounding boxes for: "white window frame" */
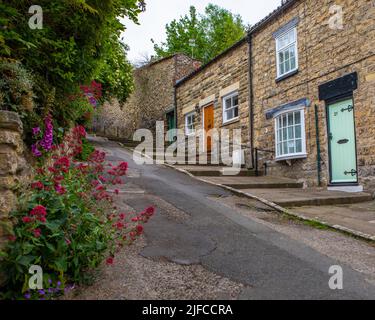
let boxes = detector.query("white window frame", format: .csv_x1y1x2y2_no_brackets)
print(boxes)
222,92,239,124
275,27,298,79
185,111,195,136
274,108,307,161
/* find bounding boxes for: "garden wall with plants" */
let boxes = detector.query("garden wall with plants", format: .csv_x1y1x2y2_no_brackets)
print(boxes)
0,111,32,285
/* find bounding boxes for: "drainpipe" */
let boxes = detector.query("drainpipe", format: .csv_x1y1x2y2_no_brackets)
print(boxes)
315,104,322,187
247,33,255,169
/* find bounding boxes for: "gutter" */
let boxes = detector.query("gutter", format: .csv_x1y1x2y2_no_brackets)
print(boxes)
247,33,255,169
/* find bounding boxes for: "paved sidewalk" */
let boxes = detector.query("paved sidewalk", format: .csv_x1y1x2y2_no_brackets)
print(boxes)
167,164,375,241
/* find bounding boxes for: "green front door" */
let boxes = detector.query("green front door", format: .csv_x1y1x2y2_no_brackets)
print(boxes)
327,98,358,184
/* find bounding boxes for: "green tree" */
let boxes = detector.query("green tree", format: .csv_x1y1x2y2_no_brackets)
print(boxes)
152,4,247,64
0,0,145,126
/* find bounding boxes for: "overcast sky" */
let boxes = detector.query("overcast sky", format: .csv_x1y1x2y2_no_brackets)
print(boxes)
121,0,282,63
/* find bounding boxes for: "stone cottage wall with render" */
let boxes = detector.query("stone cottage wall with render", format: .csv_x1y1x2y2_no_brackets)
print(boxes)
251,0,375,189
175,40,252,166
93,54,201,140
0,111,32,285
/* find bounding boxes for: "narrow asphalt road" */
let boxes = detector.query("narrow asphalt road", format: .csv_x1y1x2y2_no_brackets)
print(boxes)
92,137,375,300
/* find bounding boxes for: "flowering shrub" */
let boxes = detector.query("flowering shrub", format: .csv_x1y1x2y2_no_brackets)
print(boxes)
0,123,154,299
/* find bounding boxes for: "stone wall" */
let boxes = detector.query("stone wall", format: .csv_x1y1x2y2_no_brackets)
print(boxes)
251,0,375,189
175,40,252,166
0,111,31,284
93,54,201,140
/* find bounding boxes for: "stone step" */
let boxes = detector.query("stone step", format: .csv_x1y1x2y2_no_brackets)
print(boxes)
244,188,373,207
182,166,258,177
203,176,303,189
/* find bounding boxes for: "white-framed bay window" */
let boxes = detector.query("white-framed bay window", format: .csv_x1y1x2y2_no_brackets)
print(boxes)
275,26,298,79
185,111,195,136
222,92,239,124
275,108,306,160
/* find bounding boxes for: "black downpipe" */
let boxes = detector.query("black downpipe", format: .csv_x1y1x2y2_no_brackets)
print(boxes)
247,33,255,169
315,104,322,186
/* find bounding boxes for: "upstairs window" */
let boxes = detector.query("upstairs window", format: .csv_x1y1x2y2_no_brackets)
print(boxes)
185,112,195,135
223,92,239,123
276,27,298,79
275,109,306,160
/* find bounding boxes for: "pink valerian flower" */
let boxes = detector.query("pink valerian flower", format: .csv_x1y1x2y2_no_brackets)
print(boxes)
65,238,72,246
7,235,17,242
106,257,114,265
136,225,144,235
55,184,67,195
33,229,42,238
22,216,33,223
31,181,44,190
30,205,47,217
119,213,126,220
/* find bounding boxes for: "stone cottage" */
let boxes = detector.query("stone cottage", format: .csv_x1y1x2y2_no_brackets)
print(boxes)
176,0,375,191
93,53,200,140
175,39,252,165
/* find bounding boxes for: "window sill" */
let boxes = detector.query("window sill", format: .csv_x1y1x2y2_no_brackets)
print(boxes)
276,69,298,83
221,117,240,127
275,153,307,162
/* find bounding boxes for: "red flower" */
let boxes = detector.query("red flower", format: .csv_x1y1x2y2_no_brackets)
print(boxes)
65,238,71,245
136,225,144,234
114,189,119,195
7,235,17,242
106,257,114,265
31,181,44,190
22,216,33,223
30,205,47,217
119,213,126,220
38,216,47,223
33,229,42,238
145,206,155,216
116,222,124,230
55,184,66,195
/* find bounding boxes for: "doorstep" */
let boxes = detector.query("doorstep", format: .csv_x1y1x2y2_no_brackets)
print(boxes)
245,188,372,207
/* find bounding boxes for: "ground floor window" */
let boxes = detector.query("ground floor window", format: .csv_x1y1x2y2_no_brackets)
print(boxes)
185,112,195,136
222,92,239,123
275,109,306,159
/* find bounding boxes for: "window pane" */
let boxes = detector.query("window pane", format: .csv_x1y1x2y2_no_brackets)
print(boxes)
226,109,233,120
296,139,302,153
288,126,294,139
233,95,239,106
288,140,295,154
290,57,296,70
225,98,231,110
282,115,287,127
288,113,294,126
295,124,301,138
282,128,287,140
234,106,239,118
283,142,288,155
295,111,301,124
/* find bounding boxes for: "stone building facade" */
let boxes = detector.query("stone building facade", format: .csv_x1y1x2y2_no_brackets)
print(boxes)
93,54,201,140
250,0,375,190
175,40,252,165
175,0,374,191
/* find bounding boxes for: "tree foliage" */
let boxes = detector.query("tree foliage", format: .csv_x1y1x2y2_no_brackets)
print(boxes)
0,0,145,128
152,4,247,64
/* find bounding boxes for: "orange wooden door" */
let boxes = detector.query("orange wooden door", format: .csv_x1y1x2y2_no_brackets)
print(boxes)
204,105,214,152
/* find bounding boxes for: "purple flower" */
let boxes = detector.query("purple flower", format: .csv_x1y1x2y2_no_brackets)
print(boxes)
32,127,41,136
31,144,42,157
57,281,61,287
38,289,45,295
24,292,31,300
48,279,52,284
39,115,54,151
